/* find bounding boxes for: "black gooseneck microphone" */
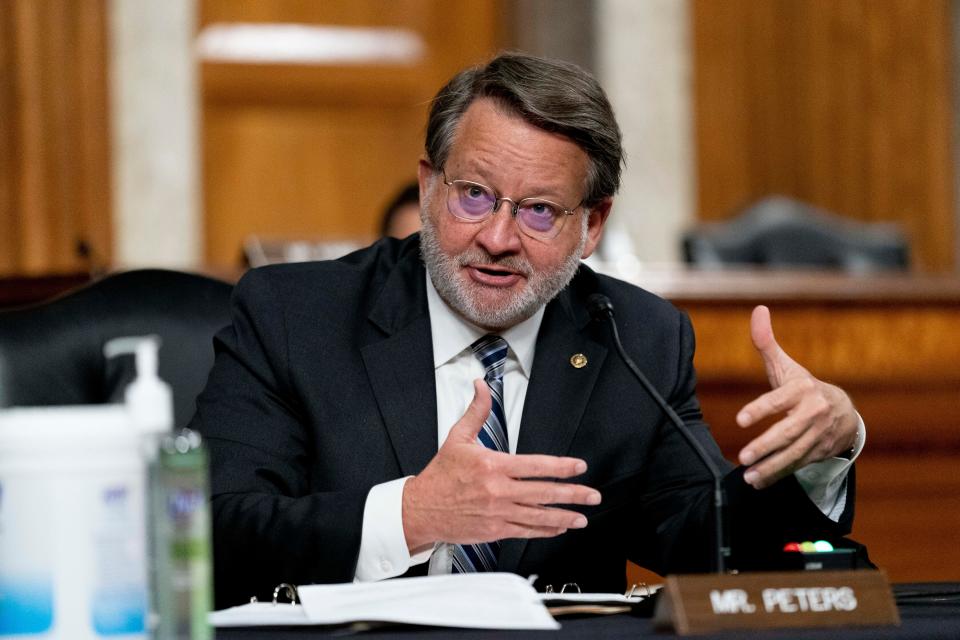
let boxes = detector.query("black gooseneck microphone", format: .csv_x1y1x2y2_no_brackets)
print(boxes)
587,293,730,574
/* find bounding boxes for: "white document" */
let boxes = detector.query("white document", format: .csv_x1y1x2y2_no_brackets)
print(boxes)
210,602,311,627
210,572,559,630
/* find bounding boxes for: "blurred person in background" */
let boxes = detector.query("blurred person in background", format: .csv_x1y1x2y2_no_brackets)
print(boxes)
380,182,421,239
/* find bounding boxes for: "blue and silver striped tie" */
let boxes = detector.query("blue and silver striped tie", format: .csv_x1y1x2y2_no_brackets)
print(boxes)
452,334,509,573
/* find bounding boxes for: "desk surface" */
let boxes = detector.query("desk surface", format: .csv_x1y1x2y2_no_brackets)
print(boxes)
217,583,959,639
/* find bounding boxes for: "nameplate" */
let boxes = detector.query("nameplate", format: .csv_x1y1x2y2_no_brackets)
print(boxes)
653,570,899,635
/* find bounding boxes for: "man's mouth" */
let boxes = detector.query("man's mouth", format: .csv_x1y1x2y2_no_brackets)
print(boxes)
466,264,524,287
476,265,514,276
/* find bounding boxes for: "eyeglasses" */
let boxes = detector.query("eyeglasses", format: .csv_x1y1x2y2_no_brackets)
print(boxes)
441,173,583,241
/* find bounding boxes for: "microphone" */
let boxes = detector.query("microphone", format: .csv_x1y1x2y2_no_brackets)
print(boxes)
587,293,730,574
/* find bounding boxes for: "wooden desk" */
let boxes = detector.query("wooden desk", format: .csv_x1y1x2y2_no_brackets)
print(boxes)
612,267,960,583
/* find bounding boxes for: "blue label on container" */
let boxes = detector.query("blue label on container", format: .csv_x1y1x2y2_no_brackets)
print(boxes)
168,487,204,522
91,586,146,635
103,485,127,505
0,576,54,635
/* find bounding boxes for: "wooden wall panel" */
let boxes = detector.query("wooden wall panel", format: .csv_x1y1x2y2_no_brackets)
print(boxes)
200,0,503,268
855,454,960,582
628,268,960,582
693,0,955,271
0,0,112,277
0,6,18,272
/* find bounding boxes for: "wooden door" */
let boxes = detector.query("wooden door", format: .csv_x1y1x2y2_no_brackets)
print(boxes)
0,0,112,277
200,0,504,268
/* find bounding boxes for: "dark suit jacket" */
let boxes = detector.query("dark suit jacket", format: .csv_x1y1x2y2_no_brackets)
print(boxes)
190,235,855,608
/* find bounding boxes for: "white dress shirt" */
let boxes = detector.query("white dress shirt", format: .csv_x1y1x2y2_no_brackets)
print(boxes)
353,274,865,581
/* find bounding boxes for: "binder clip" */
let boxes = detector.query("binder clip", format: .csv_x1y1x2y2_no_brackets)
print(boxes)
626,582,653,598
247,583,301,606
272,583,300,606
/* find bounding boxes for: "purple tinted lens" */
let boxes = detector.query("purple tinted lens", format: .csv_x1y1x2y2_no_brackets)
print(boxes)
456,183,494,218
518,202,559,234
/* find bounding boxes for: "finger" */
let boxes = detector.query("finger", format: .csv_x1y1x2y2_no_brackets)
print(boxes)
744,402,852,466
750,305,778,356
738,408,812,466
500,523,569,539
738,380,833,464
446,379,491,444
738,385,830,465
494,452,588,479
750,305,812,391
505,504,589,530
507,479,602,507
448,505,584,544
743,420,823,489
735,377,809,428
451,521,568,544
750,305,787,387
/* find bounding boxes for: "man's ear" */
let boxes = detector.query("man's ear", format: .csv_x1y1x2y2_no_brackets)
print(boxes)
417,158,434,204
581,198,613,259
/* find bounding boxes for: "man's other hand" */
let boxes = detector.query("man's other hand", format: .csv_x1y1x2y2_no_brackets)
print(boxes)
401,380,601,553
736,305,859,490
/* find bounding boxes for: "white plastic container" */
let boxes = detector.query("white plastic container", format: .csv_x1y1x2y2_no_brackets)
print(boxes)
0,405,148,639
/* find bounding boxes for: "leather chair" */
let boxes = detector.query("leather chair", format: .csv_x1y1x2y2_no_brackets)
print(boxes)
0,269,233,429
682,196,910,271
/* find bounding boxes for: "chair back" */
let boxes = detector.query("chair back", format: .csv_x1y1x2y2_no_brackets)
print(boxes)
0,269,233,429
683,196,910,271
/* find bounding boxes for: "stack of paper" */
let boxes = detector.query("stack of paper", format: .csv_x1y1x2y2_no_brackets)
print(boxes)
210,572,559,630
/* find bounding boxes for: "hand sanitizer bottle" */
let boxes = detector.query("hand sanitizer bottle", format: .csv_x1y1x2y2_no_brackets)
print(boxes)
103,337,213,639
103,336,173,631
153,429,213,640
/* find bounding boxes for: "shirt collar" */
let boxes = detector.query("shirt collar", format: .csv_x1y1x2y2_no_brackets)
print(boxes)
426,272,543,377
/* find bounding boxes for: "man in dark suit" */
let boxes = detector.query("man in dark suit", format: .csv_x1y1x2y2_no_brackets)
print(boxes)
192,53,863,608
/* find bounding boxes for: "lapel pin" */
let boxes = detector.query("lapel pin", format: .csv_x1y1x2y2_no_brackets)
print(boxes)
570,353,588,369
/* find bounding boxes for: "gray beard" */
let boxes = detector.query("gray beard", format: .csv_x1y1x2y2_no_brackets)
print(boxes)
419,210,587,332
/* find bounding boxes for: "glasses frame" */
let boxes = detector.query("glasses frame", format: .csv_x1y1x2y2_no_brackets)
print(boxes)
441,172,584,241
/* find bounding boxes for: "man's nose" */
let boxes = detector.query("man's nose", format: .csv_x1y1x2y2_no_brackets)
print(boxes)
476,199,523,254
492,197,519,217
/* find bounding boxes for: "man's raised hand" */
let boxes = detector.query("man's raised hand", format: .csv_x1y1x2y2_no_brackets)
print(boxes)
735,305,859,489
401,380,601,553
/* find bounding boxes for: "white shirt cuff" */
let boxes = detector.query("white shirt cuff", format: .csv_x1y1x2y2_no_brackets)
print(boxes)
795,413,866,521
354,477,427,581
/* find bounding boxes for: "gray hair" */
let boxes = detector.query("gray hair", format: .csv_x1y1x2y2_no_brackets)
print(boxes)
425,52,624,208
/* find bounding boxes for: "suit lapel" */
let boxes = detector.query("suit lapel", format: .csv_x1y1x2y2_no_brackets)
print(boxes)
498,285,608,573
360,251,438,477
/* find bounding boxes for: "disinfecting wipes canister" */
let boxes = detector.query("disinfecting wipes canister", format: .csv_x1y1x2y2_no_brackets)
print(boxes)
0,405,148,639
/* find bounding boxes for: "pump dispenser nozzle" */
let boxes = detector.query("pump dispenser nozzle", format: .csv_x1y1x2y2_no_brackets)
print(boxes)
104,335,173,436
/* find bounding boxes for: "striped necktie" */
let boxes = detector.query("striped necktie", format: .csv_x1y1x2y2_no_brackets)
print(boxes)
452,334,509,573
